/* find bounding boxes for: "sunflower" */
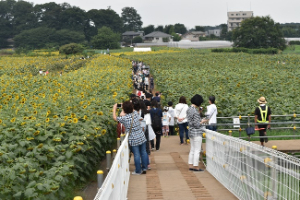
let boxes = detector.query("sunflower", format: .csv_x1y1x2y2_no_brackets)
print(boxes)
73,118,78,123
46,118,50,123
83,105,87,109
34,131,40,136
64,116,69,121
0,119,2,124
101,129,106,135
97,111,103,116
21,122,26,126
53,115,58,119
46,111,51,116
11,118,16,123
60,123,65,127
33,110,37,115
71,113,76,118
83,115,88,120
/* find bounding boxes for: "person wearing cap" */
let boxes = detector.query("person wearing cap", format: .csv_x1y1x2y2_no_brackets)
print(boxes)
187,94,207,172
254,97,272,147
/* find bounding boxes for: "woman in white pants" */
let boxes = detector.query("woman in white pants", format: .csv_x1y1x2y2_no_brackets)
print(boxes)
186,94,207,172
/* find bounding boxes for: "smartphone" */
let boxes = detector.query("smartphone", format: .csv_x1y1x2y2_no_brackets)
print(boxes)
117,103,122,108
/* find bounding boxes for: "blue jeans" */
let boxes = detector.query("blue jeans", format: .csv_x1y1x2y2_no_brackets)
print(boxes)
207,125,217,131
131,142,148,173
178,122,189,144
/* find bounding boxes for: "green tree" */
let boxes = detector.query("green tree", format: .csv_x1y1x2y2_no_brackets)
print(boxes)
59,43,84,55
55,29,86,46
164,25,174,34
195,26,205,32
143,25,154,35
232,16,286,50
91,26,120,49
14,27,57,49
132,36,143,43
171,33,181,41
121,7,143,31
87,8,123,33
155,25,164,32
174,23,187,34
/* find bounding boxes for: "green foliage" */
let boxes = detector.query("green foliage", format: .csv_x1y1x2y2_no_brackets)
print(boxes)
211,47,278,54
14,27,86,49
289,41,300,45
195,26,205,32
162,37,170,42
132,36,143,43
143,25,155,35
59,43,84,55
91,26,120,49
232,16,286,50
174,23,187,34
124,51,300,116
171,33,181,41
155,26,164,32
121,7,143,31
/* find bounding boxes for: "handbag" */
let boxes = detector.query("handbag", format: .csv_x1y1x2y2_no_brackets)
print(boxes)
245,126,255,135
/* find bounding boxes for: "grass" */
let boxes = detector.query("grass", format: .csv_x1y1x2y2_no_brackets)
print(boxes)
282,45,300,54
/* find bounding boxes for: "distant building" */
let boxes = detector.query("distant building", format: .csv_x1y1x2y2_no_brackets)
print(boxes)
206,29,222,37
143,31,173,43
182,31,206,41
122,31,144,40
227,11,253,31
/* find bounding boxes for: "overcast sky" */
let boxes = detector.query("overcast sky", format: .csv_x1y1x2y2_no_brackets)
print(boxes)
29,0,299,29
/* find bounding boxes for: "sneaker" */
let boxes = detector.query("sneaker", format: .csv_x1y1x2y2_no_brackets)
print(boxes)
132,171,141,175
142,170,147,174
193,169,204,172
151,148,155,151
148,165,151,170
189,168,194,171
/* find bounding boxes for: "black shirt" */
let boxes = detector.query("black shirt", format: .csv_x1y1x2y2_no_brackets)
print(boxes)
144,100,151,107
255,105,272,121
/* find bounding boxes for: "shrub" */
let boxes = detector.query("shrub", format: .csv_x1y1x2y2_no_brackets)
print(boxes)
211,48,278,54
59,43,84,55
289,41,300,45
133,36,143,43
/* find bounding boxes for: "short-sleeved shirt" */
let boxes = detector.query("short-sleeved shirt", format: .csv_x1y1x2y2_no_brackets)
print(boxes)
255,105,272,121
162,112,171,126
168,107,175,126
117,111,146,146
187,106,205,138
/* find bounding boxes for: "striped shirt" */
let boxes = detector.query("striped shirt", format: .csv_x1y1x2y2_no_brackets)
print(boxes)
186,106,205,138
117,111,147,146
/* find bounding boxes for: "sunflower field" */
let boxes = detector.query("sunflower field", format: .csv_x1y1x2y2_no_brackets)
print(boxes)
123,50,300,116
0,55,132,199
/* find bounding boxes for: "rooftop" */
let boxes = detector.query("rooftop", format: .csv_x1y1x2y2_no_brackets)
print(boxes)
144,31,172,38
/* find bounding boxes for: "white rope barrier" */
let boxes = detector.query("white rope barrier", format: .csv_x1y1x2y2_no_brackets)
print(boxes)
94,133,130,200
205,129,300,200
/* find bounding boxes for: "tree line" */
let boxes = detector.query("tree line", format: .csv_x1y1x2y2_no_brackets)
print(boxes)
0,0,298,50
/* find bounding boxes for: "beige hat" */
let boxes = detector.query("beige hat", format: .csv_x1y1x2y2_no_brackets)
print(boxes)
257,97,267,104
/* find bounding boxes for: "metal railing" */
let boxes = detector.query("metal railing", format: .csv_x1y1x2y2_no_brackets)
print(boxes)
205,129,300,200
94,134,130,200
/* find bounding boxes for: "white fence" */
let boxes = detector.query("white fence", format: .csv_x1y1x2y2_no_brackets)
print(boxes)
205,129,300,200
94,134,130,200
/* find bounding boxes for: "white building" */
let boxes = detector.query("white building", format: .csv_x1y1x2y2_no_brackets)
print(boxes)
206,29,222,37
143,31,173,43
227,11,253,31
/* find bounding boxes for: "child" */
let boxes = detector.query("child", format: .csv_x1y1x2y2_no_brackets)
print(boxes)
162,106,171,137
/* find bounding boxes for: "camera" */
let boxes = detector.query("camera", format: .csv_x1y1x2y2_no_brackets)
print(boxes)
117,103,122,108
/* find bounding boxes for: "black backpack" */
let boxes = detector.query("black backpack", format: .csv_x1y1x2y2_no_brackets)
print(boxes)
152,109,162,129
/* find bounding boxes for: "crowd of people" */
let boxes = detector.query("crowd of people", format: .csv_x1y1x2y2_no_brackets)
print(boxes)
113,60,272,175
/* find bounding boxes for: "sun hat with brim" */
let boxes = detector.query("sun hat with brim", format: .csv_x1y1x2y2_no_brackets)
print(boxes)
257,97,267,104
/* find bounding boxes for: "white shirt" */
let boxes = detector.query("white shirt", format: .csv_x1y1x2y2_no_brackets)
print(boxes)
162,112,171,126
175,103,189,124
144,113,152,125
206,104,218,124
168,107,175,126
144,77,149,85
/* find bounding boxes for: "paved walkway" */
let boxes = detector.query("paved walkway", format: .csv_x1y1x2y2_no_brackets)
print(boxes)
127,136,237,200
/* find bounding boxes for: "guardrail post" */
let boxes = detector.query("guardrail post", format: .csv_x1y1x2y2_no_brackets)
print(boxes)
97,170,104,189
121,134,125,143
271,145,278,199
293,112,296,138
74,196,83,200
106,150,111,170
229,130,232,136
112,149,117,159
117,138,121,149
247,114,251,142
